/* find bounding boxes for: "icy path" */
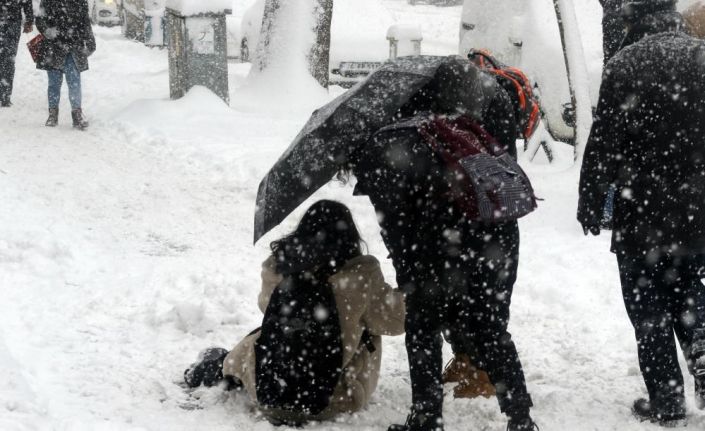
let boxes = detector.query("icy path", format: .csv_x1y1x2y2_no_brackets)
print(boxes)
1,22,705,431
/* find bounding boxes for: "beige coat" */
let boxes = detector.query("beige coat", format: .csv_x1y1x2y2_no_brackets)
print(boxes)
223,254,405,421
684,1,705,38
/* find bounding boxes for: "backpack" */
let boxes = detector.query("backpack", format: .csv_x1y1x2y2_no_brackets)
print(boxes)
468,49,541,140
417,114,538,223
254,269,343,416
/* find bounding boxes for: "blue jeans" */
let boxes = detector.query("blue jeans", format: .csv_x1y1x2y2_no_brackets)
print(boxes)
47,54,81,110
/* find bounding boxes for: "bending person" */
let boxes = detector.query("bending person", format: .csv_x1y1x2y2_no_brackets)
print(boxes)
184,200,405,426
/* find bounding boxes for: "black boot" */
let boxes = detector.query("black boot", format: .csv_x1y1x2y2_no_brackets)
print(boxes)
46,108,58,127
388,409,443,431
507,417,539,431
631,398,686,427
184,347,230,388
1,100,11,108
71,108,89,130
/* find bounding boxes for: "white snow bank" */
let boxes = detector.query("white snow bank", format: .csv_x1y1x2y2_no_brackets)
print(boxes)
166,0,232,15
115,86,232,131
0,337,44,430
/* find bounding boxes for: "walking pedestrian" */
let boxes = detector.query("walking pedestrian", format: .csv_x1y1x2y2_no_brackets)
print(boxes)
0,0,33,107
600,0,627,63
578,0,705,426
35,0,95,129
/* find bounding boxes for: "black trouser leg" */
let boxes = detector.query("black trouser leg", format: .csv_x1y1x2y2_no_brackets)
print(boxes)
456,222,532,416
403,275,445,414
616,253,699,407
0,19,21,105
664,256,705,376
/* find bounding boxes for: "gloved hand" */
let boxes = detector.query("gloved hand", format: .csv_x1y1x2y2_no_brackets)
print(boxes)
23,22,33,33
582,224,600,236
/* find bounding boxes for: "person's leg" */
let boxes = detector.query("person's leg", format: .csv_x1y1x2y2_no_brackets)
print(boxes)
63,55,82,110
0,20,21,105
403,274,445,415
667,255,705,409
459,222,533,424
47,68,63,110
617,252,686,416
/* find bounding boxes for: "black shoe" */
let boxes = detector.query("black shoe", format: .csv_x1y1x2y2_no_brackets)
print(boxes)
184,347,229,388
388,410,443,431
46,108,58,127
71,108,89,130
507,417,539,431
631,398,686,427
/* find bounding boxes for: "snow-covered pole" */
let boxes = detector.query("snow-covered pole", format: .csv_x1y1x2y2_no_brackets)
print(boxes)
552,0,593,164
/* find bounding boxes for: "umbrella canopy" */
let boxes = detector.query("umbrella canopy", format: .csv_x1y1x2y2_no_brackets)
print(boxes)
254,55,498,243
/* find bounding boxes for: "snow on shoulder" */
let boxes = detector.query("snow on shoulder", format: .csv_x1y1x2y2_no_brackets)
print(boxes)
165,0,231,15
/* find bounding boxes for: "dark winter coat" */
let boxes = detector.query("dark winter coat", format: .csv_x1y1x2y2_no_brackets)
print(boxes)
0,0,33,23
351,80,518,282
600,0,626,63
577,10,705,256
35,0,95,72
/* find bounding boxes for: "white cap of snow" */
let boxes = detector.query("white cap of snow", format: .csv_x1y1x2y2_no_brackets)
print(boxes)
166,0,232,15
386,24,423,42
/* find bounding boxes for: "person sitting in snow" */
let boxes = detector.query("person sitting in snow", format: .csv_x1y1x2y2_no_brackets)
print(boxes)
579,0,705,426
183,200,405,426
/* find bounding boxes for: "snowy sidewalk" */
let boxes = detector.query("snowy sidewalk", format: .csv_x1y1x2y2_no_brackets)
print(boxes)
1,19,704,431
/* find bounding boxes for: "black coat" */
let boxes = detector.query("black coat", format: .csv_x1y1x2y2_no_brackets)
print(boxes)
600,0,626,63
578,11,705,256
351,82,518,280
35,0,95,72
0,0,33,23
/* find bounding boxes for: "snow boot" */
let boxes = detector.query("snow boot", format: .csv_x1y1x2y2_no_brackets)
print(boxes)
71,108,88,130
45,108,58,127
388,410,443,431
184,347,230,388
1,100,12,108
631,398,686,427
507,417,539,431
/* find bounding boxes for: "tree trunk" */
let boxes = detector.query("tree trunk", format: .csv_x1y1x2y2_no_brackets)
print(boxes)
255,0,281,73
254,0,333,89
309,0,333,88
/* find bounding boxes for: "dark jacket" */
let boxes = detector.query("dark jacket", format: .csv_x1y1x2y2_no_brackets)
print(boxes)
36,0,95,72
351,76,518,280
0,0,33,23
600,0,626,63
577,10,705,256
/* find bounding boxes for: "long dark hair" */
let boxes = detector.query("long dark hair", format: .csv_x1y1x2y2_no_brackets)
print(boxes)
270,200,364,276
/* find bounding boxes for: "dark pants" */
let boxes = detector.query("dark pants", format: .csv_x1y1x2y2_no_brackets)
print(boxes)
617,252,705,407
0,18,22,105
400,222,532,416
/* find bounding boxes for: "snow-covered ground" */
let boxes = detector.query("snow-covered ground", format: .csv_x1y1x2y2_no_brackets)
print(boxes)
1,1,704,430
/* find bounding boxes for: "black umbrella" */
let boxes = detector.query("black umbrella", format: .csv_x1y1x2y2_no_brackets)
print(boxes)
254,55,497,243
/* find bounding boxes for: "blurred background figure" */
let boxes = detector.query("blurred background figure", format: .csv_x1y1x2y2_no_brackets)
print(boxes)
0,0,34,107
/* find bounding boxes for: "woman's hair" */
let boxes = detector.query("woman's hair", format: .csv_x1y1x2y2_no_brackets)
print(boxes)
270,200,364,276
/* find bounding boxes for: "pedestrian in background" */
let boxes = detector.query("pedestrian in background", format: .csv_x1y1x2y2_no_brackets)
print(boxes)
35,0,95,129
600,0,627,63
0,0,34,107
579,0,705,426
